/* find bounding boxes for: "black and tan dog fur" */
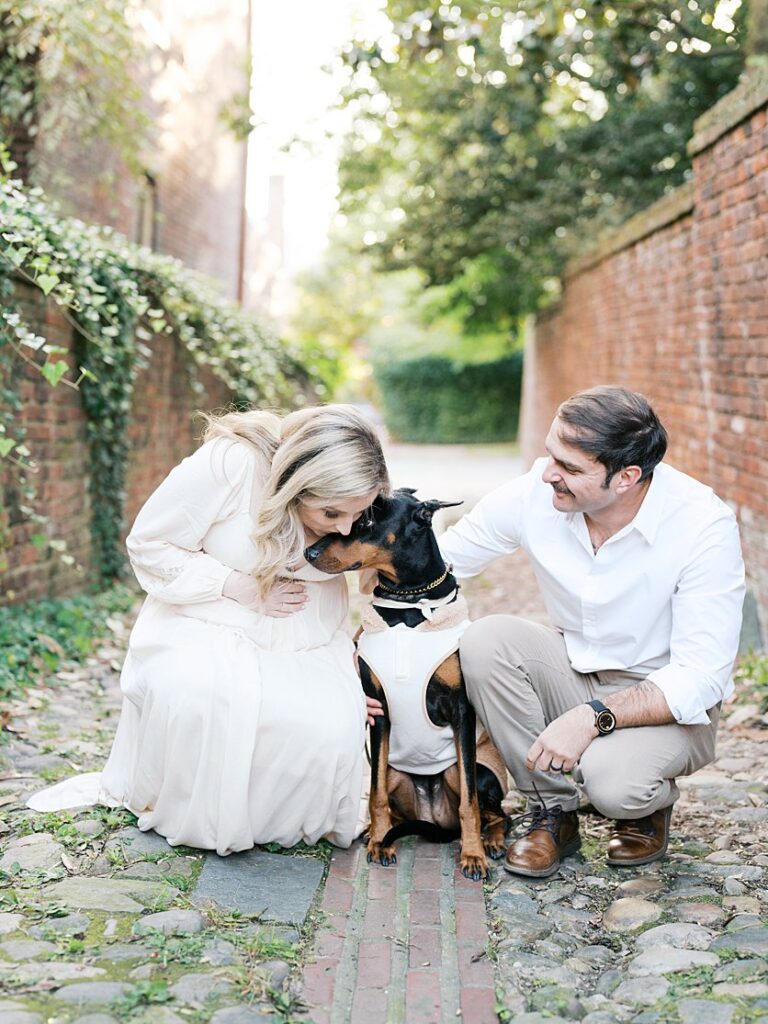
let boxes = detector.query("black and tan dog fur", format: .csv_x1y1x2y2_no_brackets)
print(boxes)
305,488,508,881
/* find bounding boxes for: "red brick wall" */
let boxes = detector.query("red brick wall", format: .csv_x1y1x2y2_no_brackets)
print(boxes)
521,74,768,634
2,282,232,604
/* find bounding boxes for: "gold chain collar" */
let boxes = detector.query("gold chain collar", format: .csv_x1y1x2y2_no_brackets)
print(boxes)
375,564,453,597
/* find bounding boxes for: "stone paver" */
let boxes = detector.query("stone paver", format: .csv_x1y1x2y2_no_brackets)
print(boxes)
52,982,132,1004
132,909,205,935
43,875,180,912
0,832,65,873
193,848,324,924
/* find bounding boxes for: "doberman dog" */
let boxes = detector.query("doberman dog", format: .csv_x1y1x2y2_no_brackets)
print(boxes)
305,488,508,881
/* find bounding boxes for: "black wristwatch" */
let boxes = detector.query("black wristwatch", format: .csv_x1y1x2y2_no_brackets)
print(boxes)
586,699,617,736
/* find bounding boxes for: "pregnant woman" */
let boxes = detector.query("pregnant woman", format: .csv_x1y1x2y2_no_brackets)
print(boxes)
28,404,389,854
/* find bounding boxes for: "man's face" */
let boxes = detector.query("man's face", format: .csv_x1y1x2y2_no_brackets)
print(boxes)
541,418,619,515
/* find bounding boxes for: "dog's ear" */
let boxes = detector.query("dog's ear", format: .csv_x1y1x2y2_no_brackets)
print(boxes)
413,499,463,526
395,487,418,497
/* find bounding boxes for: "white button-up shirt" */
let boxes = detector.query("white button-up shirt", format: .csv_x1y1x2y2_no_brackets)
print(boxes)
438,459,745,725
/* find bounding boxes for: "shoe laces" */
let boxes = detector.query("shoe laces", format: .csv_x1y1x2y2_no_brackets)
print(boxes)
511,802,565,840
510,777,565,840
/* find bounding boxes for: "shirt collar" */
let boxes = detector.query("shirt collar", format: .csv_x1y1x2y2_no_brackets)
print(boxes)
627,465,667,545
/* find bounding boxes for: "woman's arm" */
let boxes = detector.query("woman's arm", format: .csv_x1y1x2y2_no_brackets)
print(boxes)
127,438,252,604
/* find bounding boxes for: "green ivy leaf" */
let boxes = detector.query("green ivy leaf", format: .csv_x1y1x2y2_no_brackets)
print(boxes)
36,273,59,295
0,438,15,458
40,360,68,387
4,245,30,267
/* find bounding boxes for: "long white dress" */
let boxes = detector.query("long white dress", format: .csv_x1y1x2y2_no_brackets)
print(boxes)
28,438,367,854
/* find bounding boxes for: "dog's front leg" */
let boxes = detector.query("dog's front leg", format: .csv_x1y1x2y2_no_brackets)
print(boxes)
434,656,489,881
360,660,397,866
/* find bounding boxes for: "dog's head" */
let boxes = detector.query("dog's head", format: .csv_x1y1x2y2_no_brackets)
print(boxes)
304,487,461,582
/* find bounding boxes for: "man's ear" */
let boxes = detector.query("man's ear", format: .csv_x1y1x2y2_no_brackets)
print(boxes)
413,499,463,526
616,466,643,493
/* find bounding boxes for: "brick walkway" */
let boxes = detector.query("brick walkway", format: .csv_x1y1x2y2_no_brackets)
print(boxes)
298,551,545,1024
300,839,498,1024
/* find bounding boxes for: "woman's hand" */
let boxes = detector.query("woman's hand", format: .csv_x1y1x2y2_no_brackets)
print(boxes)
365,695,385,727
223,571,307,617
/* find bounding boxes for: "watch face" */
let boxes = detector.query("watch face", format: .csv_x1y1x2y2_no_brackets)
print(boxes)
596,709,616,735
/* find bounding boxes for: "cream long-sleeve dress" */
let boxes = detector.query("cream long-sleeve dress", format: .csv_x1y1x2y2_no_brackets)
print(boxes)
27,437,367,854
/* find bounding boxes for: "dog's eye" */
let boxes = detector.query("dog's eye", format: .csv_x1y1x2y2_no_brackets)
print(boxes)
358,508,375,528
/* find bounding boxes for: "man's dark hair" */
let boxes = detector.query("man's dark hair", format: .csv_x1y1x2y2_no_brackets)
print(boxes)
556,385,668,486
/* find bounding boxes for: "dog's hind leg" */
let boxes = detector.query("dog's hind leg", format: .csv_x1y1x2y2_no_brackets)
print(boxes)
431,655,489,881
387,767,419,823
477,732,510,860
477,767,508,860
360,659,398,866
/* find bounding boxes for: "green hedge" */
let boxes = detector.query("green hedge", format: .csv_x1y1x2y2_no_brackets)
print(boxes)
373,352,523,443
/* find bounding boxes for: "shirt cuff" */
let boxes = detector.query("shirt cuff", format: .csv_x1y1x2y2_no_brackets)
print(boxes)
132,553,233,604
645,664,721,726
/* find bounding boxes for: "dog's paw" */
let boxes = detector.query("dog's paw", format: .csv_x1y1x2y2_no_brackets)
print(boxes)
460,853,490,882
367,840,397,867
484,838,507,860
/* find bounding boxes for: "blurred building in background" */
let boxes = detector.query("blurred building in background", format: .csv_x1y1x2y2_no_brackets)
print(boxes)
16,0,252,302
246,172,290,323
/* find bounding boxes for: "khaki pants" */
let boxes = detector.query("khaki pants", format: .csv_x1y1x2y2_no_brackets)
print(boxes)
460,616,719,819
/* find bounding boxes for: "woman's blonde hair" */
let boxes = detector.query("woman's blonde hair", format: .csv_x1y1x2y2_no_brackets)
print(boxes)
202,405,389,600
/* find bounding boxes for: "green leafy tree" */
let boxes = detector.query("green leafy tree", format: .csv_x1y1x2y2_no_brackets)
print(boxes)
0,0,149,175
337,0,746,330
289,229,515,400
290,235,384,395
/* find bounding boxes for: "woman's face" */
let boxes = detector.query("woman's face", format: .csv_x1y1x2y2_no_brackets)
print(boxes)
298,486,380,540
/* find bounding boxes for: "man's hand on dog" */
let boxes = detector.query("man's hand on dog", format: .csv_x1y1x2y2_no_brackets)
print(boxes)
526,704,596,774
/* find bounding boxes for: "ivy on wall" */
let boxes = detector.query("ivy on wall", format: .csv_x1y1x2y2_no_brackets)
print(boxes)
0,155,315,582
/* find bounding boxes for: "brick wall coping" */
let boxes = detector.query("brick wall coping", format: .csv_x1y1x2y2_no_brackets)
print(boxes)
564,181,694,279
689,68,768,156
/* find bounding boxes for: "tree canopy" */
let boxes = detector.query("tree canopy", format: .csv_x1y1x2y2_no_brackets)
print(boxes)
336,0,747,332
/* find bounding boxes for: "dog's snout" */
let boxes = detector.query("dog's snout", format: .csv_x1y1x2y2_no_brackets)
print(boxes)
305,544,322,563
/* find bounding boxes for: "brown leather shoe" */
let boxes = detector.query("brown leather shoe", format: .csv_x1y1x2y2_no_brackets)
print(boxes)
504,805,581,878
607,805,673,867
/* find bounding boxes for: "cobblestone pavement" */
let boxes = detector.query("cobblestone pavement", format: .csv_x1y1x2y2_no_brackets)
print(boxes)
1,445,766,1024
464,557,768,1024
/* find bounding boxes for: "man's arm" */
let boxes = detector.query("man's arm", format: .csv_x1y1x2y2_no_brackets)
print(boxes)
526,680,674,773
528,509,745,773
644,513,745,724
437,468,536,577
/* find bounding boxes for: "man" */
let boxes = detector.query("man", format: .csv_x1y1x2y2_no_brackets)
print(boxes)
438,385,745,877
